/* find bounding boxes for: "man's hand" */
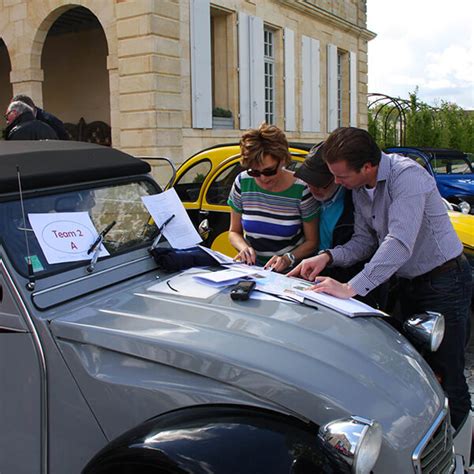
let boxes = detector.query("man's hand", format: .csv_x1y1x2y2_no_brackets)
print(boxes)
310,277,356,299
287,254,330,281
264,254,291,273
234,246,256,265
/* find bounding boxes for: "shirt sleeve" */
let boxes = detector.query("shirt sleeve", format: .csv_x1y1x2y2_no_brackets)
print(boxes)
227,173,243,213
348,167,434,296
300,185,320,222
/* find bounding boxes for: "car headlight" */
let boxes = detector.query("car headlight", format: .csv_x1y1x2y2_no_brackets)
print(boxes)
319,416,382,474
403,311,445,352
459,200,471,214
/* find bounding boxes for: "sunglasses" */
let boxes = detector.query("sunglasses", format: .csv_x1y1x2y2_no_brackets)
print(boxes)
247,166,279,178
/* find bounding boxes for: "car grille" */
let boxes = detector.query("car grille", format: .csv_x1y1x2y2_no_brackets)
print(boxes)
412,405,455,474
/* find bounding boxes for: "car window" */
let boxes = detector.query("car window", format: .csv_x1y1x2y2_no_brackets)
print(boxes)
205,157,304,206
431,156,473,174
403,152,429,170
0,179,160,278
206,162,244,205
174,159,212,202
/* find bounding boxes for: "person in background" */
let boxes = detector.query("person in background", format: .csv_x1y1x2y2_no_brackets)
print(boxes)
12,94,69,140
228,123,318,273
5,101,58,140
289,127,472,430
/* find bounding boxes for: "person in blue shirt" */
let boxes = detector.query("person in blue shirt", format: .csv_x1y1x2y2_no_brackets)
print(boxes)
295,143,361,280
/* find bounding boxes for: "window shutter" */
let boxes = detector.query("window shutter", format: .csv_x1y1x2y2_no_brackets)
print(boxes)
284,28,296,131
239,13,264,129
350,51,357,126
301,36,320,132
190,0,212,128
327,43,338,132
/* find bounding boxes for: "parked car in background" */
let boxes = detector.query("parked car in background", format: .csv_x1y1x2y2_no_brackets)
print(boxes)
172,143,311,256
444,199,474,301
1,140,469,473
386,147,474,214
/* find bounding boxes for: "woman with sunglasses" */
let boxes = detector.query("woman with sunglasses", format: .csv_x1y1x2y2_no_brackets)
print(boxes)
227,123,319,273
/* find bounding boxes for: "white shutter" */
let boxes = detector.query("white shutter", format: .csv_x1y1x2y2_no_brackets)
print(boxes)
301,36,320,132
350,51,357,126
327,43,338,132
239,13,264,129
190,0,212,128
284,28,296,131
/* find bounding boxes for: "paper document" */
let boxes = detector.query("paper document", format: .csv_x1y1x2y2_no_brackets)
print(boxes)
192,266,263,287
142,189,202,249
28,212,109,264
255,272,312,301
198,245,235,265
294,288,385,317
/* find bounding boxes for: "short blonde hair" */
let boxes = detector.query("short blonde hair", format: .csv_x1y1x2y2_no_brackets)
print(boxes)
239,123,291,169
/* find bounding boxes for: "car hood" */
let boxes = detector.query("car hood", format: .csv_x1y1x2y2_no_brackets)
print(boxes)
50,277,444,452
437,174,474,196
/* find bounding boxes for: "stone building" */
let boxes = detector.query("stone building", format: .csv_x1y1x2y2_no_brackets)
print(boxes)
0,0,375,165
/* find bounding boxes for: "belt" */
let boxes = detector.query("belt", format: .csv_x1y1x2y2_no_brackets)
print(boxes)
423,253,464,278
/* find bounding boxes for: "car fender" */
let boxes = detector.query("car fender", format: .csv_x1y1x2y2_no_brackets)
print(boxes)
83,404,351,474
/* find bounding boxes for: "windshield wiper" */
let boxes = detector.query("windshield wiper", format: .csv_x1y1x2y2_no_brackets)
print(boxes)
87,220,116,273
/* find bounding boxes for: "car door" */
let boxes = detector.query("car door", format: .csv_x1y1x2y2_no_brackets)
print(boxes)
0,264,43,473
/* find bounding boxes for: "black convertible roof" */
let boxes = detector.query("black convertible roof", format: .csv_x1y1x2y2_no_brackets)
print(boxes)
0,140,151,194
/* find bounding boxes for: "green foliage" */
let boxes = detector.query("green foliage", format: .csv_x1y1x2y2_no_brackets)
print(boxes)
368,89,474,152
212,107,232,118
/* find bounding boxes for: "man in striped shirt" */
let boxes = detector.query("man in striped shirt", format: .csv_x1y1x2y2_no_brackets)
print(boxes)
289,127,472,430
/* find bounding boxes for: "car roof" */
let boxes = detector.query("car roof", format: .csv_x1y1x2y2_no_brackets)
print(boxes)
0,140,151,194
387,146,467,158
187,141,314,159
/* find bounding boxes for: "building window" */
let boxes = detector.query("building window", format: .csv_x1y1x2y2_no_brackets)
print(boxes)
211,8,235,126
264,27,275,124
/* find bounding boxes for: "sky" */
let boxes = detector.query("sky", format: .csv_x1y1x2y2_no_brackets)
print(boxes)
366,0,474,109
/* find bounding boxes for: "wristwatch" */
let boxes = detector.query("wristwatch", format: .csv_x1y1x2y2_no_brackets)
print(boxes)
317,249,333,265
284,252,296,267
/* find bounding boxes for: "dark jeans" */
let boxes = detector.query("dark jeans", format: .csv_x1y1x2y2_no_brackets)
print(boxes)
398,255,472,430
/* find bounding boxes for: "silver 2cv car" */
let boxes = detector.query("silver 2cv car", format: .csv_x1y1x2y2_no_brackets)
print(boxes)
0,141,470,473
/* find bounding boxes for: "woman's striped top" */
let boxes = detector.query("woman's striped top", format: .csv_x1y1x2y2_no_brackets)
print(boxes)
228,171,319,265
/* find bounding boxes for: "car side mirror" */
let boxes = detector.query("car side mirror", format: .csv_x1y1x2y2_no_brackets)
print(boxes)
403,311,445,352
198,219,210,240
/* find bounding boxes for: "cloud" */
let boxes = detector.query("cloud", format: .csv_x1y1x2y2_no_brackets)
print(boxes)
367,0,474,109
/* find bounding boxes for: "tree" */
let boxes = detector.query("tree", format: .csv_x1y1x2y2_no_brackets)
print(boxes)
368,89,474,152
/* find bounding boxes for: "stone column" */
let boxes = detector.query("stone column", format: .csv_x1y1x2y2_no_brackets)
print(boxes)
116,0,183,168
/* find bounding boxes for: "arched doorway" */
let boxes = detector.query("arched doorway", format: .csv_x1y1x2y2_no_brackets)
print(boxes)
0,39,12,136
41,6,111,145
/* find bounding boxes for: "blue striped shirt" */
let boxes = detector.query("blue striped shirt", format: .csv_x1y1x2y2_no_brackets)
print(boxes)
330,152,463,296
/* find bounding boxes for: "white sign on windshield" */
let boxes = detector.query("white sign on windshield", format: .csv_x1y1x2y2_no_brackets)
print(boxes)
28,212,109,264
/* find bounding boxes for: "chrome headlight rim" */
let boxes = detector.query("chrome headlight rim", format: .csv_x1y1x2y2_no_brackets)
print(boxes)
319,415,382,474
403,311,445,352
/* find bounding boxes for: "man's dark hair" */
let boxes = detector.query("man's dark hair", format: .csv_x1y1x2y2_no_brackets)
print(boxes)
323,127,381,171
12,94,36,110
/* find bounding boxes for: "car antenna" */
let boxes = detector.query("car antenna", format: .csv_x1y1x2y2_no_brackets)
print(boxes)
16,166,35,291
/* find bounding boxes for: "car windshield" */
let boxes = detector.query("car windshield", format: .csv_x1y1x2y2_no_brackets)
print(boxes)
0,179,159,278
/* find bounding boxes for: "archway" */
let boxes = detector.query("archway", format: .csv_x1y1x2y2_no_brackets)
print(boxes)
41,6,110,144
0,39,12,135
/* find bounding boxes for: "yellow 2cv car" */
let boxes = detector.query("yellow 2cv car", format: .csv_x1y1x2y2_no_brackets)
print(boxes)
171,143,312,256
